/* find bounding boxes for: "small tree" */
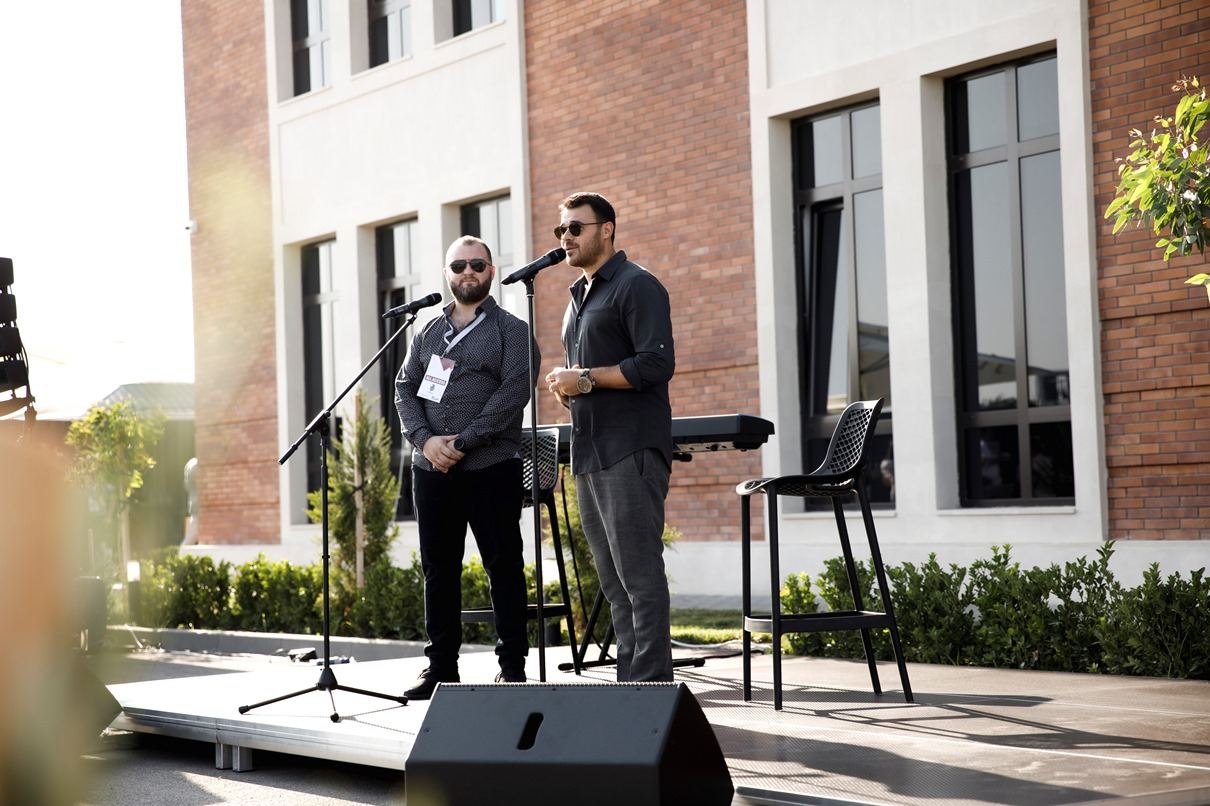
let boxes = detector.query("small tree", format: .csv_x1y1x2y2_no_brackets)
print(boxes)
306,389,400,591
66,401,165,578
1105,76,1210,300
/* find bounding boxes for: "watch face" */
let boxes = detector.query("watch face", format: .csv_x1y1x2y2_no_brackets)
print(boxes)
576,375,593,394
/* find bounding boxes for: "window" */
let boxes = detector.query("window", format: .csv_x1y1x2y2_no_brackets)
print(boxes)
453,0,505,36
461,195,512,296
948,55,1073,505
291,0,331,95
302,240,337,494
791,103,894,505
369,0,412,67
377,220,421,519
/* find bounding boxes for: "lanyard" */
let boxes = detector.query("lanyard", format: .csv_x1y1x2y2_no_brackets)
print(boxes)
442,309,486,355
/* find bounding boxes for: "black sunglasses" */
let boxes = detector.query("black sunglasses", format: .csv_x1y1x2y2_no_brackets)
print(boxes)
553,220,606,240
448,258,490,274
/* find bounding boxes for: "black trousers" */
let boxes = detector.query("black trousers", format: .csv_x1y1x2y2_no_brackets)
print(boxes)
413,457,528,671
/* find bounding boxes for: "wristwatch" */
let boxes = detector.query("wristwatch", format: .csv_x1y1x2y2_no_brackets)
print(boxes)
575,368,596,394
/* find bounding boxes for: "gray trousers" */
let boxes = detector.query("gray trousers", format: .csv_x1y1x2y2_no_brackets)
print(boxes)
576,448,673,682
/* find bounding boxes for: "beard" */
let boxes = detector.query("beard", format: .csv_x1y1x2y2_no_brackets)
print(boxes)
450,275,491,305
567,233,605,268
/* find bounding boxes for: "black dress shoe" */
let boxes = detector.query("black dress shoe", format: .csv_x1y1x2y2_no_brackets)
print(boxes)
405,667,459,700
494,668,526,683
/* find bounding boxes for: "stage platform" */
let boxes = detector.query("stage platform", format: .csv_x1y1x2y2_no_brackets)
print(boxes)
107,645,1210,805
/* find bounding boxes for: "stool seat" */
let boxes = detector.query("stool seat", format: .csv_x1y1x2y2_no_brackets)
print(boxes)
738,399,912,709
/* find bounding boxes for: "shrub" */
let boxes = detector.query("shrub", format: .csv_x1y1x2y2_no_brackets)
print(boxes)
232,555,323,634
140,553,233,630
780,542,1209,681
1102,565,1210,679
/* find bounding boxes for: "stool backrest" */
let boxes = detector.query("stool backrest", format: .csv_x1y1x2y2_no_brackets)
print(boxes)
521,427,560,505
810,398,884,479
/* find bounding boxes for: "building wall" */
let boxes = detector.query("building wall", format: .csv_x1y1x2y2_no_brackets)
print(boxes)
730,0,1123,596
1090,0,1210,542
524,0,762,542
181,0,280,544
262,1,533,548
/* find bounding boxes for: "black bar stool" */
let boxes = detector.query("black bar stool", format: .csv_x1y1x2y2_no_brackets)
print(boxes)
737,399,912,709
461,427,581,676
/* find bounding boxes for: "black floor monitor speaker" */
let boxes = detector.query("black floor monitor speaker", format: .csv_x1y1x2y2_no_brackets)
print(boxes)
405,682,733,806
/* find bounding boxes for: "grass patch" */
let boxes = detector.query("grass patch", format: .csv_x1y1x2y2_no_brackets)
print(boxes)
669,608,741,629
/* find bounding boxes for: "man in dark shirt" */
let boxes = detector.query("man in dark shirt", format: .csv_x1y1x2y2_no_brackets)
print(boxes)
544,192,676,682
396,235,537,699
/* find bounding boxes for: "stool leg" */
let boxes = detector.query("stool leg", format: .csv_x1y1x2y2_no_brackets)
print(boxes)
768,490,782,711
858,485,913,703
545,494,580,675
833,496,881,696
741,493,751,702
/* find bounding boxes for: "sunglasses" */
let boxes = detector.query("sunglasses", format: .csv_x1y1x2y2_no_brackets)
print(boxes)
553,220,606,240
448,258,490,274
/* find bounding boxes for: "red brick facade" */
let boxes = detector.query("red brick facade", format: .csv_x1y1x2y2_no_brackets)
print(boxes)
524,1,761,540
181,1,280,543
1090,0,1210,540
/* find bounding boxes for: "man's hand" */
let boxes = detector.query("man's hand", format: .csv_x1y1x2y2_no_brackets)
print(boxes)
545,364,582,405
422,434,465,473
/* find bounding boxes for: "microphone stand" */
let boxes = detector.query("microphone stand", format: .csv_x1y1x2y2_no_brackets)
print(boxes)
523,276,548,681
239,312,421,722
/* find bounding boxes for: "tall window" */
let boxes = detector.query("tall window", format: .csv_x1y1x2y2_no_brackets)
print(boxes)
377,220,421,519
369,0,412,67
453,0,505,36
948,55,1073,505
291,0,330,96
461,195,512,297
791,103,894,505
302,240,337,494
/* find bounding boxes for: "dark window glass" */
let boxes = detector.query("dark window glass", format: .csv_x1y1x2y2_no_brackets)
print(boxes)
955,163,1015,411
377,221,419,519
949,54,1069,506
811,115,844,188
807,204,847,415
963,425,1020,501
952,71,1006,153
792,102,893,508
1020,151,1069,407
1017,57,1059,141
461,195,512,297
453,0,502,37
854,189,889,405
851,105,882,179
1030,421,1074,498
369,0,412,67
291,0,330,96
301,241,335,494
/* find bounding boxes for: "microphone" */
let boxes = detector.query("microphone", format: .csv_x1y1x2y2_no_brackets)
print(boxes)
501,248,566,286
382,292,443,319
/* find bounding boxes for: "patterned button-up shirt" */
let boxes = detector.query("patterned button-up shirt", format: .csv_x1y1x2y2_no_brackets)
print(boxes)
395,296,539,472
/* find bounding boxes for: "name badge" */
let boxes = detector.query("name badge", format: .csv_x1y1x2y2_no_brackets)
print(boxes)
419,355,456,402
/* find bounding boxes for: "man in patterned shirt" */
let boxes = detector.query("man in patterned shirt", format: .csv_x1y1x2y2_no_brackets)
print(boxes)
395,235,538,699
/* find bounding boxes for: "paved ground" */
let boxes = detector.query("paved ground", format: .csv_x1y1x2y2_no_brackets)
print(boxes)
70,631,1210,806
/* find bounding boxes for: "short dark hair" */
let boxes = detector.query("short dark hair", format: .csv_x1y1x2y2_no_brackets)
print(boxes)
447,234,492,266
560,192,616,241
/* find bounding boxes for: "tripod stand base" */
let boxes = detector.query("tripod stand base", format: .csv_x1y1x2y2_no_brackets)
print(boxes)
238,664,407,723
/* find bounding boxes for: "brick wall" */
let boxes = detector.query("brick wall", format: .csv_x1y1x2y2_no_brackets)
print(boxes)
1090,0,1210,539
181,1,279,544
525,1,761,540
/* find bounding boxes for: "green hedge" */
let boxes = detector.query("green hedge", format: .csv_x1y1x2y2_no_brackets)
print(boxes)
780,543,1209,680
127,541,1209,680
132,551,560,647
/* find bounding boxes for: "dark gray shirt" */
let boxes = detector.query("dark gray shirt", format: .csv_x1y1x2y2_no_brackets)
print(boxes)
395,296,538,472
561,250,675,474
